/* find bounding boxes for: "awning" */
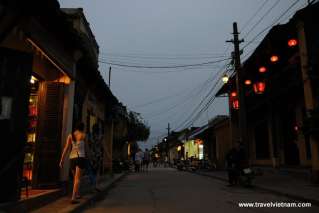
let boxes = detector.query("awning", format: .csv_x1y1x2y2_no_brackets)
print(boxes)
188,124,209,140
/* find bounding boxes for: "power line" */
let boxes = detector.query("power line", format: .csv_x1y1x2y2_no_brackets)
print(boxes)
243,0,301,50
98,57,230,69
145,72,220,119
241,0,270,32
100,53,228,60
242,0,280,39
173,62,231,131
132,76,214,109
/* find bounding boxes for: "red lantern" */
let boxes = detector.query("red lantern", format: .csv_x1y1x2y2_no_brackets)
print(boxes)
259,66,267,73
270,55,279,63
244,79,252,85
232,99,239,110
288,39,298,47
230,91,237,97
253,82,266,94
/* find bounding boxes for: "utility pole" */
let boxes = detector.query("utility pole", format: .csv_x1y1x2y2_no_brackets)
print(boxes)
166,123,170,164
108,66,112,88
167,123,170,136
227,22,248,158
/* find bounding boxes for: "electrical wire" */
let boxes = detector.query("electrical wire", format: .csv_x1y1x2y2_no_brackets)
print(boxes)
243,0,301,50
132,76,214,109
242,0,280,39
172,62,231,131
98,57,230,69
241,0,270,32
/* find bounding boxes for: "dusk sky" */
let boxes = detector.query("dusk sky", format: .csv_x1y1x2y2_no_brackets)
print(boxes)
59,0,308,149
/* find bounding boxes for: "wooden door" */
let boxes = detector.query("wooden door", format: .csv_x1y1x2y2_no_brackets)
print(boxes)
0,47,32,202
32,82,64,187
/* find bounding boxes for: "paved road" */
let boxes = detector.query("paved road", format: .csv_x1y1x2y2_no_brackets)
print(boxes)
84,167,318,213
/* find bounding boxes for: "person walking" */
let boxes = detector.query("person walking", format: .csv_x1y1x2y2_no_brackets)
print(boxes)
134,149,144,172
143,149,150,171
59,123,87,204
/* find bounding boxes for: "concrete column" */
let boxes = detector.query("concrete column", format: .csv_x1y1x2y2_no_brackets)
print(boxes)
60,81,75,182
297,21,319,183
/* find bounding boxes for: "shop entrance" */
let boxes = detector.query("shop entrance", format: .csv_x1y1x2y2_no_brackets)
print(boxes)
22,75,65,191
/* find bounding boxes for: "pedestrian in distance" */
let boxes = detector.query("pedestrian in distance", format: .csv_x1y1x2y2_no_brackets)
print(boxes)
59,122,87,204
143,148,151,171
134,149,144,172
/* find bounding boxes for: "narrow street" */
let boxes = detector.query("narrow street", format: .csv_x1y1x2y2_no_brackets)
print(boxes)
84,168,318,213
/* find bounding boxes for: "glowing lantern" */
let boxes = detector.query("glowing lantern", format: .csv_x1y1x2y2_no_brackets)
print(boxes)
259,66,267,73
230,91,237,97
270,55,279,63
253,82,266,94
232,99,239,110
244,80,252,85
222,74,229,84
288,39,298,47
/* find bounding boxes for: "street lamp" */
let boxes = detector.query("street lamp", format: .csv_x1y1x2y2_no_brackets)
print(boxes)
222,74,229,84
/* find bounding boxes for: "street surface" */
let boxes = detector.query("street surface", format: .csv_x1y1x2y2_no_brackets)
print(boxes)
84,167,318,213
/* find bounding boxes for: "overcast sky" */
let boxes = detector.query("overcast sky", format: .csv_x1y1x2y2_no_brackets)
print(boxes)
59,0,308,149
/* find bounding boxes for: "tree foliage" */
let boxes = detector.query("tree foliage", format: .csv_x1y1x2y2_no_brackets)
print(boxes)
127,111,150,141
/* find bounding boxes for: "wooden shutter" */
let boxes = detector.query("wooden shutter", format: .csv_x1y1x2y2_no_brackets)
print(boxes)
33,82,64,187
0,47,32,202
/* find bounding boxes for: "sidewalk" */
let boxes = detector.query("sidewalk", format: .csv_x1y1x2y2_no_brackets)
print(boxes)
30,172,127,213
196,169,319,205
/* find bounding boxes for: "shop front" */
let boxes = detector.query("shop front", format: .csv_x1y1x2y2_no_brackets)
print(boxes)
184,139,204,160
0,19,76,202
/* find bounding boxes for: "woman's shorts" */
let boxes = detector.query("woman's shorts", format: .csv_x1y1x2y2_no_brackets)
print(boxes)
70,157,86,170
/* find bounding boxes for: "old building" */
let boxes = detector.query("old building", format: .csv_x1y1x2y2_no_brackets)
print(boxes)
217,2,319,182
0,1,81,202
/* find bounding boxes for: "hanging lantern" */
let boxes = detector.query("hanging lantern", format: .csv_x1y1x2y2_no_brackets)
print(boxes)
232,99,239,110
230,91,237,97
222,74,229,84
259,66,267,73
253,82,266,94
288,39,298,47
270,55,279,63
244,79,252,85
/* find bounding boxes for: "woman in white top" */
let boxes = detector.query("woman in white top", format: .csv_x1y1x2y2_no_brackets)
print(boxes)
59,122,86,204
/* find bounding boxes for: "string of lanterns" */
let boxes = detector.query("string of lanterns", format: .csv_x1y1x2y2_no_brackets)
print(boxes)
222,38,298,110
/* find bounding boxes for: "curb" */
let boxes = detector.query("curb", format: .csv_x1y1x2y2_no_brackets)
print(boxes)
69,172,128,213
193,171,319,206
